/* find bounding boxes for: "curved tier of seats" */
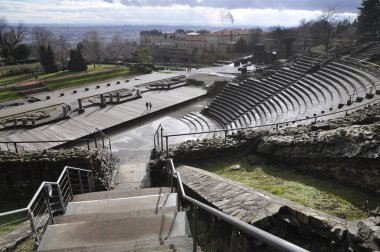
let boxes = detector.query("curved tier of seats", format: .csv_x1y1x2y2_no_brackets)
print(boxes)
351,43,380,61
201,54,380,130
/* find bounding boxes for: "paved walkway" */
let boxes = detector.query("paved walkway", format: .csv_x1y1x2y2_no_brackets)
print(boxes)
110,98,210,190
0,86,206,149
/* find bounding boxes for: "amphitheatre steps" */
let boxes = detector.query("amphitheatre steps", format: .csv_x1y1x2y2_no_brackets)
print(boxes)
38,188,197,252
351,42,380,61
201,54,380,129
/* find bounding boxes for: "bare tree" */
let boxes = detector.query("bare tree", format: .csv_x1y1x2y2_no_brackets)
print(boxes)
317,8,337,51
55,35,70,71
31,26,54,49
299,18,314,52
82,31,104,67
0,18,26,61
30,26,55,59
106,33,134,61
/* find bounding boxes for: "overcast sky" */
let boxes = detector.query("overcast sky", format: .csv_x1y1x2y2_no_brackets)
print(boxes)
1,0,361,26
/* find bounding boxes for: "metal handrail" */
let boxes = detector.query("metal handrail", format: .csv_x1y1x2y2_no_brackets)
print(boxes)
93,127,112,152
311,47,337,66
153,124,164,152
160,96,380,156
166,159,309,252
0,166,93,245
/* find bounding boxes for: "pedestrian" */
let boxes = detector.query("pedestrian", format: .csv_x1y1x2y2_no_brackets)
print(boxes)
145,102,149,110
149,102,152,110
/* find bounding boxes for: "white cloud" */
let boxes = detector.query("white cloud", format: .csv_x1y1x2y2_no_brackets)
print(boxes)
0,0,358,26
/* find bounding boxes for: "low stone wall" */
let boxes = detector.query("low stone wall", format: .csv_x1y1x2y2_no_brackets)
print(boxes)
155,102,380,193
178,165,380,251
0,148,119,200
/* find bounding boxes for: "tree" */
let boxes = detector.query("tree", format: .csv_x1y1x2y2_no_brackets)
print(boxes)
31,26,54,50
82,31,104,67
68,47,87,72
39,45,58,73
135,47,153,64
233,38,247,53
39,46,47,68
45,45,58,73
56,35,69,71
106,33,134,61
14,44,30,60
357,0,380,35
316,8,337,51
0,18,26,61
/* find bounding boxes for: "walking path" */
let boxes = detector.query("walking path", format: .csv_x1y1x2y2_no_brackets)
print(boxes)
110,98,210,190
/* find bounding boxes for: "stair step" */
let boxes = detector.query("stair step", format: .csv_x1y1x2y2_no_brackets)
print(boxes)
38,212,190,251
38,235,198,251
55,207,178,224
72,187,172,202
65,193,177,216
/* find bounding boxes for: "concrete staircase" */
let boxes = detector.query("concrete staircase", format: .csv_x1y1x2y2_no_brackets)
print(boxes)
38,187,199,251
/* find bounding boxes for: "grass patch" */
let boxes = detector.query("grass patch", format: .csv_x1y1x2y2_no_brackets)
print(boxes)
0,63,41,78
0,74,34,85
188,156,378,220
45,66,132,90
0,200,29,235
0,64,124,86
0,65,134,103
311,44,326,54
0,87,22,103
15,237,37,252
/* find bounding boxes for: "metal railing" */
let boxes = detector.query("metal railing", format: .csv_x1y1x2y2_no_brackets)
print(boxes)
0,166,93,245
93,127,112,152
311,47,338,66
165,159,309,252
157,96,380,156
0,128,112,153
153,124,164,152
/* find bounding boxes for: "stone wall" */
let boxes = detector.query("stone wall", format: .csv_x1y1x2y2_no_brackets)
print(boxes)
0,148,119,200
177,165,380,252
154,102,380,193
148,103,380,250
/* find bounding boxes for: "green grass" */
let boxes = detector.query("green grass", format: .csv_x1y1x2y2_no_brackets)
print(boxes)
15,237,37,252
0,64,122,86
0,74,34,85
188,156,378,220
0,63,41,77
311,44,326,54
0,87,22,102
45,66,132,90
0,65,134,103
0,200,29,235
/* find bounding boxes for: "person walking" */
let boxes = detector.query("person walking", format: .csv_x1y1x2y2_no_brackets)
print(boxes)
145,102,149,110
149,102,152,110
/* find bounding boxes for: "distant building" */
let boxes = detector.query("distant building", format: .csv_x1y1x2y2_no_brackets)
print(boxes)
139,28,264,63
207,29,265,55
